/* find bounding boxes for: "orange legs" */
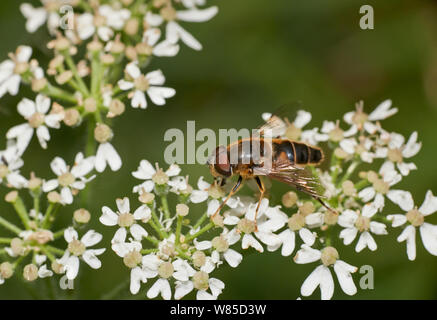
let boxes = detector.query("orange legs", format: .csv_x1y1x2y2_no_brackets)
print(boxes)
254,176,265,231
211,175,243,219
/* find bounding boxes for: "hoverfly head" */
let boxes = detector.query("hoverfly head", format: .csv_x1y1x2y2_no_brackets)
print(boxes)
208,145,232,178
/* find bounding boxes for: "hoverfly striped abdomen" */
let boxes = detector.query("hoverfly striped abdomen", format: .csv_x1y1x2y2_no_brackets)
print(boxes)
272,139,323,166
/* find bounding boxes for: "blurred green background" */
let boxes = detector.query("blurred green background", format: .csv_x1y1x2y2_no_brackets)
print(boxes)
1,0,437,299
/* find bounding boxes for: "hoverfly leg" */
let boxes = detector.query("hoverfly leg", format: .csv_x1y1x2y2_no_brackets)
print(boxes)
211,175,243,219
315,197,337,215
254,176,265,232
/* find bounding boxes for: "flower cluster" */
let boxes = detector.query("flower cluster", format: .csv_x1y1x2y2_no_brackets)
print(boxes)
0,0,217,291
99,100,437,300
0,151,104,286
2,0,218,172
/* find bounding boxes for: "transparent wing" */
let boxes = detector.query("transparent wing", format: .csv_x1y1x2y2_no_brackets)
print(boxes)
254,158,324,198
257,102,303,138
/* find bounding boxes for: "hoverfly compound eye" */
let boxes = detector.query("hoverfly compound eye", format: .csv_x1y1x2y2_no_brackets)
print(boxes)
210,146,231,176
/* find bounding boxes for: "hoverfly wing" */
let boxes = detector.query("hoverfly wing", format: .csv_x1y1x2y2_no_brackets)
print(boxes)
254,158,324,199
257,101,304,138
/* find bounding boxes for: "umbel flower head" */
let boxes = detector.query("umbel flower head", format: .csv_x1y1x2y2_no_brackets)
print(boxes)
97,98,437,300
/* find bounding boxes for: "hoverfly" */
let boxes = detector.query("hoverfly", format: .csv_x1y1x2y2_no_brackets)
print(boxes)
207,110,335,228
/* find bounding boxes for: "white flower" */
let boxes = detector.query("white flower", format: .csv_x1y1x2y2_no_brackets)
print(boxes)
95,142,122,172
144,256,196,300
189,176,212,203
145,6,218,51
132,160,181,193
387,190,437,260
344,99,398,134
20,2,59,34
76,6,131,41
6,94,63,154
142,28,180,57
194,229,243,268
358,161,402,211
175,275,225,300
59,227,105,280
100,197,151,245
118,62,175,109
0,46,33,98
0,145,27,188
338,205,388,252
111,226,144,258
377,132,421,176
294,245,358,300
181,0,206,8
339,136,375,163
224,199,284,253
42,153,95,204
268,224,317,257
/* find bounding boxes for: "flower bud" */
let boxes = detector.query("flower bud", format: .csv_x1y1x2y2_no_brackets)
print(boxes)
139,192,155,204
298,202,315,216
321,246,339,267
68,239,86,256
5,190,18,203
211,235,229,253
158,261,174,279
176,204,189,217
282,191,298,208
193,271,209,291
0,262,14,279
74,209,91,224
47,191,61,203
406,209,424,227
94,123,113,143
64,109,80,127
84,97,97,113
123,250,142,268
118,213,134,228
211,214,224,228
11,238,24,256
56,70,73,85
51,261,64,274
23,264,38,281
108,99,125,118
288,213,305,231
192,251,206,268
237,218,256,234
342,180,356,197
31,77,47,92
124,18,139,35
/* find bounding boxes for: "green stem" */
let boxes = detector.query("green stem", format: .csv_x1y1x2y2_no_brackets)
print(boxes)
338,160,360,186
175,247,192,260
43,84,77,104
150,208,168,238
355,179,371,191
193,212,208,230
185,221,215,242
63,51,90,96
101,277,130,300
140,248,159,254
160,195,171,221
175,215,183,246
41,203,55,229
40,246,57,262
148,219,166,240
0,216,22,235
53,229,66,240
12,197,30,229
0,237,12,244
144,235,159,245
44,245,65,256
